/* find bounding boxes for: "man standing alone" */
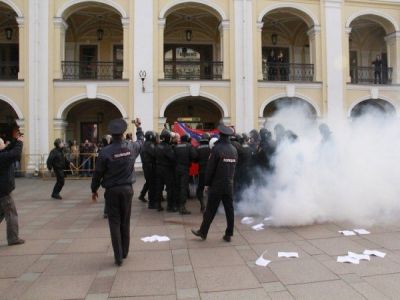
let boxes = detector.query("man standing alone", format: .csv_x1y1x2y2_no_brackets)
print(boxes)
0,134,25,246
91,118,143,266
192,124,238,242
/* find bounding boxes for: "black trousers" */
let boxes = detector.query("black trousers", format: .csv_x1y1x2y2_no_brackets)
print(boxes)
155,167,175,209
200,190,234,237
196,170,206,200
175,167,189,209
104,185,133,262
52,169,65,196
143,164,156,207
140,182,148,197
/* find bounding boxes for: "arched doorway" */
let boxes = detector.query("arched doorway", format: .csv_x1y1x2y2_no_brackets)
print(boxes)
260,8,315,82
164,96,222,130
62,2,123,80
348,15,397,84
64,99,123,143
0,2,19,80
350,99,395,118
0,100,19,141
262,97,317,131
163,3,223,80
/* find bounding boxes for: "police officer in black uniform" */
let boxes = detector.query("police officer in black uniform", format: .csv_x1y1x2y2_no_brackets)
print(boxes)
192,124,238,242
173,134,197,214
141,131,157,209
155,130,176,212
91,118,143,266
47,138,74,200
196,133,211,212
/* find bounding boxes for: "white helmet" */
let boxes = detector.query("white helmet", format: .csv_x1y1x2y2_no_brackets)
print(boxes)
209,137,218,149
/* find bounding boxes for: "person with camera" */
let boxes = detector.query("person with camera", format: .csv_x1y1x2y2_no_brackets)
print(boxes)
0,131,25,246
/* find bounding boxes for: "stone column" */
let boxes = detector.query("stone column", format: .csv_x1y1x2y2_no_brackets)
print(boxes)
16,17,25,80
158,18,166,79
307,25,322,82
219,20,230,80
53,17,68,79
385,32,400,84
324,0,345,121
53,119,68,141
343,27,352,83
256,21,264,80
122,17,130,79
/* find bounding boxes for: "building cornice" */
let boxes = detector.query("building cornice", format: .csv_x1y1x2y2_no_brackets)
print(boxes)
53,80,129,88
158,80,230,88
257,82,323,89
0,80,25,88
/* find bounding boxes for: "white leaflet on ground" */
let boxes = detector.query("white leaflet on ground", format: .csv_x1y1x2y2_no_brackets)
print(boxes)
338,230,356,236
264,217,273,222
141,235,170,243
347,251,370,261
363,250,386,258
241,217,255,225
353,229,371,235
278,252,299,258
337,256,360,264
252,223,265,231
255,250,271,267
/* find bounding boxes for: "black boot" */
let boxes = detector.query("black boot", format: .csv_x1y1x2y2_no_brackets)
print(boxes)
138,195,147,202
191,229,206,240
179,207,191,215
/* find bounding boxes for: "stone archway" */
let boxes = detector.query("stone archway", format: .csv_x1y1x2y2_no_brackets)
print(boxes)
350,99,396,118
163,96,223,130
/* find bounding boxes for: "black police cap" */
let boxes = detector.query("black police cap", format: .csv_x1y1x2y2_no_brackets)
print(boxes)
108,119,128,135
217,124,235,136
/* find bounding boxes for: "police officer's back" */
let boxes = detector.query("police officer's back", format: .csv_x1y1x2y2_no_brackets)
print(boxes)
196,133,211,212
173,134,197,214
141,131,157,208
91,118,144,266
192,124,238,242
155,130,175,211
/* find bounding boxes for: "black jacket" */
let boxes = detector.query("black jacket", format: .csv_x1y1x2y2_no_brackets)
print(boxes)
155,141,175,169
141,140,156,166
173,142,197,169
91,128,144,192
196,141,210,171
205,137,238,194
0,140,22,197
47,148,69,171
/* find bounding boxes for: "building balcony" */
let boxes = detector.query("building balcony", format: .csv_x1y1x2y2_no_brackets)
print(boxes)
0,62,19,80
350,66,392,85
61,61,123,81
262,63,314,82
164,61,223,80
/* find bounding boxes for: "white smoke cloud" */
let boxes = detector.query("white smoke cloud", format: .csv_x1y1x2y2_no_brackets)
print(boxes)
238,102,400,227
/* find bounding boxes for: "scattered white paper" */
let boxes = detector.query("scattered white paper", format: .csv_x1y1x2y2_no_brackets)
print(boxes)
252,223,265,231
264,217,273,222
353,229,371,235
255,256,271,267
363,250,386,258
241,217,255,225
337,255,360,264
278,252,299,258
141,235,170,243
339,230,356,236
348,252,370,261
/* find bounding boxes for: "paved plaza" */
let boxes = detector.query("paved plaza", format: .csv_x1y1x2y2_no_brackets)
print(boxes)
1,177,400,299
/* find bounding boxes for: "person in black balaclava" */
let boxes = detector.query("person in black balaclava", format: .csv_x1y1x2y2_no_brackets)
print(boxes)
155,130,176,212
47,139,74,200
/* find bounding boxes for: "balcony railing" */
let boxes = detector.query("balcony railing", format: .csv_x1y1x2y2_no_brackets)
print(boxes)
262,62,314,82
350,66,392,85
164,61,223,80
61,61,123,80
0,61,18,80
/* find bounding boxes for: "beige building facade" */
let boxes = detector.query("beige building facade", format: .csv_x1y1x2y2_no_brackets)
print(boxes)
0,0,400,171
